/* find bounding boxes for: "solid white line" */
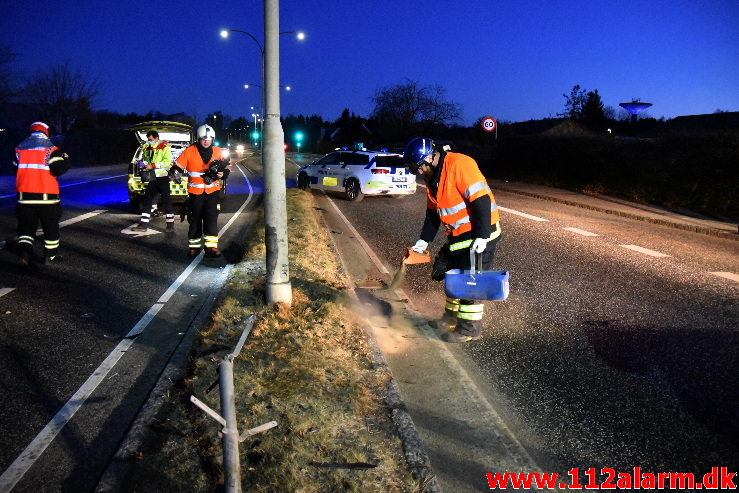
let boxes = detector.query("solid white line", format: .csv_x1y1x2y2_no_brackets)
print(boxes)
0,338,134,491
710,272,739,283
563,227,600,237
125,303,165,338
59,174,127,188
324,194,390,274
0,288,15,298
0,167,255,489
499,206,549,222
619,244,671,257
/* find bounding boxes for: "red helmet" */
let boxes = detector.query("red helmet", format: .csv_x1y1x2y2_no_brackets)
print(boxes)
29,122,50,137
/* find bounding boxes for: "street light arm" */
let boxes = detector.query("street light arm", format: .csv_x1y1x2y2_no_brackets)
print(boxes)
223,29,264,54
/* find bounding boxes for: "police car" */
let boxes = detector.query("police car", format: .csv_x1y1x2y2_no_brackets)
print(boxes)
296,148,416,201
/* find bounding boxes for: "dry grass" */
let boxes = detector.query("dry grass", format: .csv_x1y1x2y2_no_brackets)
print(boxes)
126,183,420,492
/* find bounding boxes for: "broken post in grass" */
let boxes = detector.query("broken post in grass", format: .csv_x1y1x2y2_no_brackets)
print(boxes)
189,314,277,493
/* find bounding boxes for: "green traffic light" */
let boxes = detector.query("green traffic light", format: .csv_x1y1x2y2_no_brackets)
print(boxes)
295,132,303,141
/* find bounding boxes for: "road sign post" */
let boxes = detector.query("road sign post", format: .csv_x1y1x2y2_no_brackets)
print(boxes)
481,116,497,140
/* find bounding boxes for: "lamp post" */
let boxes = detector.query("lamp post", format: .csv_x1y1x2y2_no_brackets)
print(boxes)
220,4,301,304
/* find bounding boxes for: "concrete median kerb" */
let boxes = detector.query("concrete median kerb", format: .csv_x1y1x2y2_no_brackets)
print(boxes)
317,196,442,492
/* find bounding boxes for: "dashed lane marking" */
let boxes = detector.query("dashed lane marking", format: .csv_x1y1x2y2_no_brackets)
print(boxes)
499,206,549,222
0,288,15,298
619,244,671,258
710,272,739,283
37,210,107,234
563,227,600,237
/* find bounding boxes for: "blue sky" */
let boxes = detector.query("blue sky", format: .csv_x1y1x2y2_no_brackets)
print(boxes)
2,0,737,125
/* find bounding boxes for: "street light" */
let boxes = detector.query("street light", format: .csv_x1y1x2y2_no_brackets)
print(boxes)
220,12,303,304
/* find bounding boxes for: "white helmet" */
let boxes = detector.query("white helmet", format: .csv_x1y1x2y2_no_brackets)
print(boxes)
197,124,216,140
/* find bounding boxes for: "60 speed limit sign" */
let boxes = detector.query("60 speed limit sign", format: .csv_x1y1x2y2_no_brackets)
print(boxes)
481,116,497,132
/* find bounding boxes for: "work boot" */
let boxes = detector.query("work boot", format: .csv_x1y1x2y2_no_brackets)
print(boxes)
19,252,39,273
204,247,221,258
165,223,175,236
131,222,148,232
429,311,457,331
441,330,483,343
188,248,201,258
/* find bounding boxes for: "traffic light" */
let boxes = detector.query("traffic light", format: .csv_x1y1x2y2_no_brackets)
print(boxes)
295,132,303,142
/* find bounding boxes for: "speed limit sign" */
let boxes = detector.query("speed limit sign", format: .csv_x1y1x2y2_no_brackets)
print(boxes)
481,117,497,132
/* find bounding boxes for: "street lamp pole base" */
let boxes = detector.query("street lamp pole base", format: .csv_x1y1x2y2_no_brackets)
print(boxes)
266,282,292,305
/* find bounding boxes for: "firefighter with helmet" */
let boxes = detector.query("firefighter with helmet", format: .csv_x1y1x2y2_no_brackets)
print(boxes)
171,124,231,258
403,137,502,342
13,122,70,270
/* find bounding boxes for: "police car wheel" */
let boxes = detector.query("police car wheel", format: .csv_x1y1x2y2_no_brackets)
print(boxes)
297,173,310,191
345,179,364,202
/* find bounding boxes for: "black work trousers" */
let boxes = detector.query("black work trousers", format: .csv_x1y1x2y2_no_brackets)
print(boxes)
187,192,219,243
141,176,172,220
444,236,500,337
16,202,62,258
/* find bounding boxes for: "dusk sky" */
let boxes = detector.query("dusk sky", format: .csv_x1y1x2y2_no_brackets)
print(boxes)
2,0,737,126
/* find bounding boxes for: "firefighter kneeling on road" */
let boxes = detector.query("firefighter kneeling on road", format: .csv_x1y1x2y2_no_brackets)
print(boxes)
13,122,70,271
171,124,230,258
403,137,502,343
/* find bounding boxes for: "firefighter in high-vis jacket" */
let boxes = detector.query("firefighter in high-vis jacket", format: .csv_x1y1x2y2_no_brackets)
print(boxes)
172,124,230,258
403,137,502,343
14,122,70,270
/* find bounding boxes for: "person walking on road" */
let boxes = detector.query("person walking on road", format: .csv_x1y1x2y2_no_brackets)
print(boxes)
403,137,502,343
131,130,175,234
171,124,230,258
13,122,70,270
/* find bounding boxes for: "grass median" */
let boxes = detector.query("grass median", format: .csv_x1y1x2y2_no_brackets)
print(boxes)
125,181,422,491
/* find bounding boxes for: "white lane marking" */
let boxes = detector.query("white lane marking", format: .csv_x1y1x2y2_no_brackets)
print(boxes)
0,165,254,490
37,210,107,234
710,272,739,283
59,174,128,188
324,193,389,275
619,244,671,257
563,227,599,237
125,303,165,338
1,174,127,198
0,288,15,298
0,338,134,491
499,206,549,222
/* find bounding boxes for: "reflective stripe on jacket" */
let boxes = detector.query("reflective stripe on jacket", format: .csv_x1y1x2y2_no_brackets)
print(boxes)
142,141,173,177
174,144,228,195
15,134,62,203
426,152,501,252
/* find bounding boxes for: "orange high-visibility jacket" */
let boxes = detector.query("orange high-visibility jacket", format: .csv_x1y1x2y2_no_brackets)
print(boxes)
426,152,501,252
15,135,67,204
174,144,229,195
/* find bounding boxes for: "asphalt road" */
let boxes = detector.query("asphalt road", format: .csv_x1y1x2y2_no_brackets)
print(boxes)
311,179,739,490
0,159,262,492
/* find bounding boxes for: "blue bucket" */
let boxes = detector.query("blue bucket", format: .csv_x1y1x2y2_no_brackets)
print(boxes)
444,250,510,301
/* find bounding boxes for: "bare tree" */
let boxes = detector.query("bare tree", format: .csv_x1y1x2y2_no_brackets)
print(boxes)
371,79,462,139
0,44,19,103
23,61,100,133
